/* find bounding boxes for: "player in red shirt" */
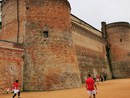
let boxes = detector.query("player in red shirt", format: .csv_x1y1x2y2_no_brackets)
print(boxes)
86,74,97,98
12,80,21,98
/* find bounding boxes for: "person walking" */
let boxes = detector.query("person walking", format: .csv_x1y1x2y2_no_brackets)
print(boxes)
103,72,107,81
100,74,104,82
86,74,97,98
12,80,21,98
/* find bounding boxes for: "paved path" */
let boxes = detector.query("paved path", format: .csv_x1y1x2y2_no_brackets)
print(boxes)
0,78,130,98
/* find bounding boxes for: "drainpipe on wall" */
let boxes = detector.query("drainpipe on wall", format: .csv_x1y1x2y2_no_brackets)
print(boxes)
0,1,2,29
101,22,107,39
17,0,20,43
101,22,114,79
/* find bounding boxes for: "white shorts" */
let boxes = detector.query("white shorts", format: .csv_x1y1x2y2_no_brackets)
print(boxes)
96,78,100,82
13,89,19,94
87,90,96,95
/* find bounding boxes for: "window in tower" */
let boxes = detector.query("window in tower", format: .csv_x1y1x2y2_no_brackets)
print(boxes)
26,7,29,10
120,39,122,42
43,31,48,38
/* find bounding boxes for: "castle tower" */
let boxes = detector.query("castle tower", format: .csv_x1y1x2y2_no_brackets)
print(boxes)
0,0,81,91
106,22,130,78
0,0,26,43
23,0,81,91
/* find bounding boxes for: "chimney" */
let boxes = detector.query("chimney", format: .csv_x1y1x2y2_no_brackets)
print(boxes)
101,22,107,39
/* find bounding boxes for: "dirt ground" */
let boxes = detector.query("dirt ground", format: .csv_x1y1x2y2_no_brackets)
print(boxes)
0,78,130,98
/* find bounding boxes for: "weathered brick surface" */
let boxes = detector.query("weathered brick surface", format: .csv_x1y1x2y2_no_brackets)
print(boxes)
0,46,24,94
75,45,111,82
72,25,112,82
23,0,81,91
0,0,129,93
106,22,130,78
0,0,26,43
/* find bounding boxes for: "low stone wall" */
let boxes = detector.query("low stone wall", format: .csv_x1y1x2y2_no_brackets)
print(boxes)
0,47,24,94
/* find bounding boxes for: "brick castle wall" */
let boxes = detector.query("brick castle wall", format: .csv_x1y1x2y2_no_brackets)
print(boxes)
2,0,130,94
0,0,26,43
23,0,81,91
72,23,112,82
106,22,130,78
0,44,24,94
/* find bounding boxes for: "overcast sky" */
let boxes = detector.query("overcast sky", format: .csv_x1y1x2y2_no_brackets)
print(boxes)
69,0,130,30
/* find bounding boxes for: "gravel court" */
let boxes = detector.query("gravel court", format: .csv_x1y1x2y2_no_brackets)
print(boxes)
0,78,130,98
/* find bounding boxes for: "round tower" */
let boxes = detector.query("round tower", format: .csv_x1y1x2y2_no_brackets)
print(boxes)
23,0,81,91
106,22,130,78
0,0,26,43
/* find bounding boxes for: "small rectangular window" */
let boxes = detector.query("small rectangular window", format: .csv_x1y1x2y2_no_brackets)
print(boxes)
120,39,122,42
43,31,48,38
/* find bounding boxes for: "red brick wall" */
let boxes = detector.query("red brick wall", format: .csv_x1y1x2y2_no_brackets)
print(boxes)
23,0,81,91
0,46,24,94
107,22,130,78
72,23,112,82
75,45,109,82
0,0,26,43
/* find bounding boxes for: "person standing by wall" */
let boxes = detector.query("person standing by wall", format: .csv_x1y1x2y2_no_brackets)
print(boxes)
100,74,104,82
86,74,97,98
103,72,107,81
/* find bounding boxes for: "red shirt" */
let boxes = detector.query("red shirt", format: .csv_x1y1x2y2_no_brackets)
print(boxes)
86,77,95,90
12,82,19,90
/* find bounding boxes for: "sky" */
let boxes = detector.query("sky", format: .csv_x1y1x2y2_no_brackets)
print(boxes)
69,0,130,30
